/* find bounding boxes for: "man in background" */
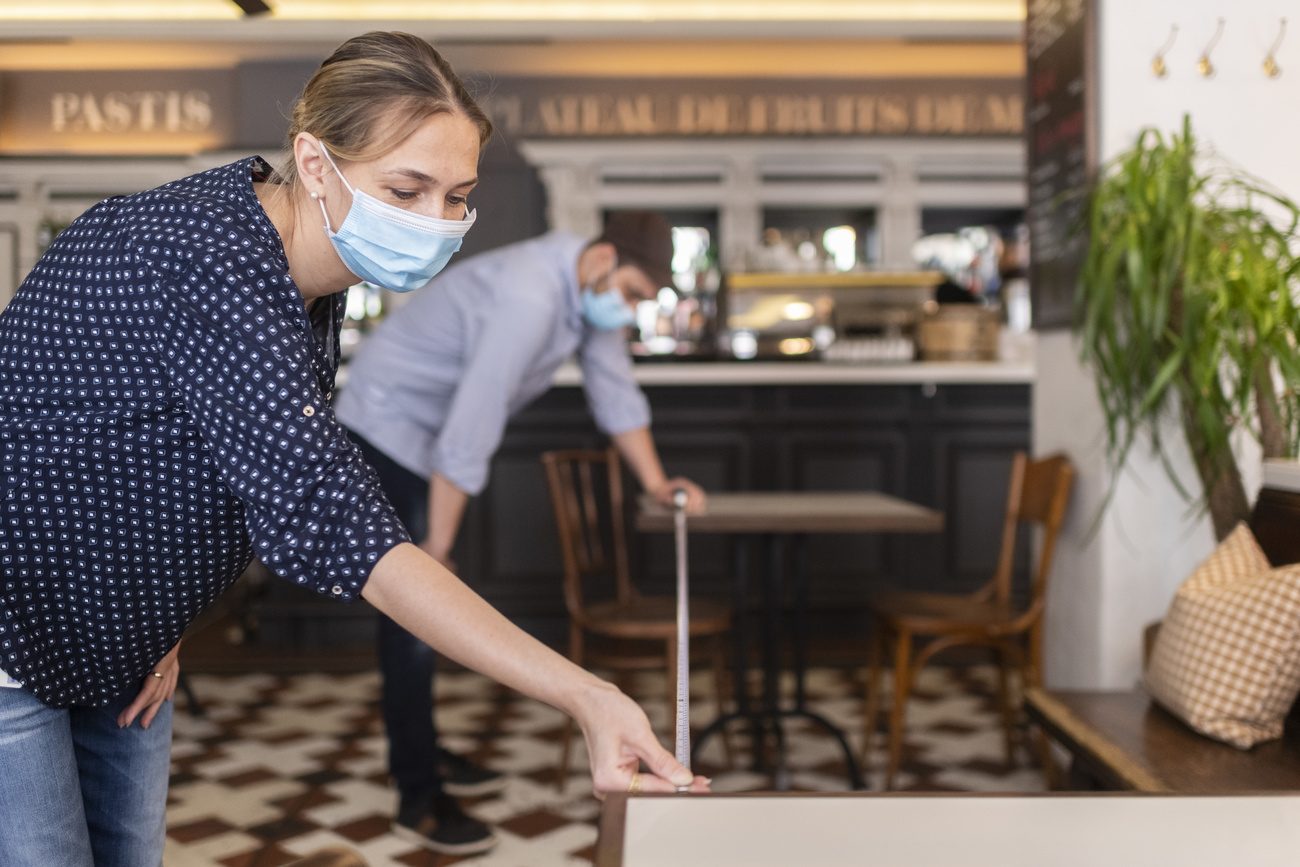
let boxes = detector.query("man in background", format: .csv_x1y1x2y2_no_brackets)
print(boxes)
334,210,705,855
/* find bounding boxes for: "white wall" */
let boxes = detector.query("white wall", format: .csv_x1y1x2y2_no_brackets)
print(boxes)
1036,0,1300,689
1098,1,1300,198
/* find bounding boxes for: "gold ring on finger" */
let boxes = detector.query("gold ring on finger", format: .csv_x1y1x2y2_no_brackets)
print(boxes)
627,772,642,794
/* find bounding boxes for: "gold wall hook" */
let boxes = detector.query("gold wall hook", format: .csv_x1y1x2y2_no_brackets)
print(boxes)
1264,18,1286,78
1198,18,1224,78
1152,24,1178,78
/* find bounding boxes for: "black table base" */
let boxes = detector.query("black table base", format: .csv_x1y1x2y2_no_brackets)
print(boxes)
691,533,867,791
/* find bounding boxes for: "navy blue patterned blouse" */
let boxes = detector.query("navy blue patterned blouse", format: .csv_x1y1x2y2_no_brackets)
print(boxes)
0,157,410,707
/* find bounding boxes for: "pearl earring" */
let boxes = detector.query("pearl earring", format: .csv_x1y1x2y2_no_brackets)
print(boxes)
311,191,319,199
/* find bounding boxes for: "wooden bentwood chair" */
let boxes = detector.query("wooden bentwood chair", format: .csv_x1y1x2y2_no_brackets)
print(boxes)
861,451,1074,789
542,447,733,790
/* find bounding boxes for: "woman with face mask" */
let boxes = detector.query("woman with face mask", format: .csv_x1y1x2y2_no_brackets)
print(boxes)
0,31,705,867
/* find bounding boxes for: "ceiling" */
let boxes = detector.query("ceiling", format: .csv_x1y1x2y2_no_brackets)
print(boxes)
0,0,1027,75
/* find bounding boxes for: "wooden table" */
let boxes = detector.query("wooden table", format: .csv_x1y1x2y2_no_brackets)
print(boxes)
637,492,943,790
636,492,946,536
594,792,1300,867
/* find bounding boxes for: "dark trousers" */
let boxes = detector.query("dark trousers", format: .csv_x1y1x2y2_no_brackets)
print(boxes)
347,429,443,809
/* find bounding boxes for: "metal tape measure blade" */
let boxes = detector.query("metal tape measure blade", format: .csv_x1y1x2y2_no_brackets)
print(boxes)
673,490,691,772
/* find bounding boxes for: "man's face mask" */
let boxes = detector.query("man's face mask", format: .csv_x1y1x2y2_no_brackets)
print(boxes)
580,261,638,330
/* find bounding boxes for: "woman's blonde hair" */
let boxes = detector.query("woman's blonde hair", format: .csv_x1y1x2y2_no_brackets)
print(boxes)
280,31,492,188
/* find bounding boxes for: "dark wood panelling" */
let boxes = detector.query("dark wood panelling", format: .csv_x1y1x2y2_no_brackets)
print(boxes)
786,431,905,592
254,380,1031,648
474,381,1031,641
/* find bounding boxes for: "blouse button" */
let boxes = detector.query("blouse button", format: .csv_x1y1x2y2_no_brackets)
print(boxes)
331,585,343,596
303,405,316,417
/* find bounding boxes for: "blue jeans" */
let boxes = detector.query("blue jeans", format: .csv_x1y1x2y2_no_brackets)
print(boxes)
0,685,173,867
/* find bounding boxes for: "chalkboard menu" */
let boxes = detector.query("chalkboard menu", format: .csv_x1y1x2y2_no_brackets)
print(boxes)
1025,0,1096,329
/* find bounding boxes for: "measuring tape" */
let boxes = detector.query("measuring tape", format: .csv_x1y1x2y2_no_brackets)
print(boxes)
672,488,691,779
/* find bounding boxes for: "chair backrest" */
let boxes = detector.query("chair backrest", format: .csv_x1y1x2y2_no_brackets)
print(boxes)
541,447,635,619
986,451,1075,609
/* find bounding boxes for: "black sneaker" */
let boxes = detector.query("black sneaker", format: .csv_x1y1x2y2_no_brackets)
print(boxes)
437,746,509,797
394,794,498,855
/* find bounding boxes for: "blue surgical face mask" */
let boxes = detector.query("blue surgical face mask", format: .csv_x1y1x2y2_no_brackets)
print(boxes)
317,147,475,293
581,283,637,330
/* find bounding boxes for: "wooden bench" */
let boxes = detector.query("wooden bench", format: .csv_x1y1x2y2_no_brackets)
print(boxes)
1026,686,1300,792
1025,476,1300,793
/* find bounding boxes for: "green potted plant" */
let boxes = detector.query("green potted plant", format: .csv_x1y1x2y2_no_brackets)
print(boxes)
1075,115,1300,540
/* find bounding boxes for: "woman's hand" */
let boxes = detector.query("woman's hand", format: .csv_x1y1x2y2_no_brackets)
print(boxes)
118,641,180,729
652,477,707,514
576,680,711,795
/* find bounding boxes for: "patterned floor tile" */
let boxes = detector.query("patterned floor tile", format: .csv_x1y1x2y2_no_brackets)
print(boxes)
165,664,1046,866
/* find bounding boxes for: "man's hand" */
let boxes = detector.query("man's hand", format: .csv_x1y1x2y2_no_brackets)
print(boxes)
418,537,457,573
610,428,707,515
118,641,180,729
652,477,707,514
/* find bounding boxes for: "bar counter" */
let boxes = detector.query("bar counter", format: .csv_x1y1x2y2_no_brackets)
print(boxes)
263,355,1035,650
552,358,1035,387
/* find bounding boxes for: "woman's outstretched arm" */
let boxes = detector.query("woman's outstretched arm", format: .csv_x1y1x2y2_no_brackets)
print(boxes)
361,542,708,794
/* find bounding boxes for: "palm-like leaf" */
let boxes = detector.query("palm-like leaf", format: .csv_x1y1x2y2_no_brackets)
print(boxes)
1075,115,1300,539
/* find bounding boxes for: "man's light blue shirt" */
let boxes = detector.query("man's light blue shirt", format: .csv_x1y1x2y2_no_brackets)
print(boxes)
333,231,650,495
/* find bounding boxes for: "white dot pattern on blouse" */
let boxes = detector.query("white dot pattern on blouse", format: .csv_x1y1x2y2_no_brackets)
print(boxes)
0,157,409,708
